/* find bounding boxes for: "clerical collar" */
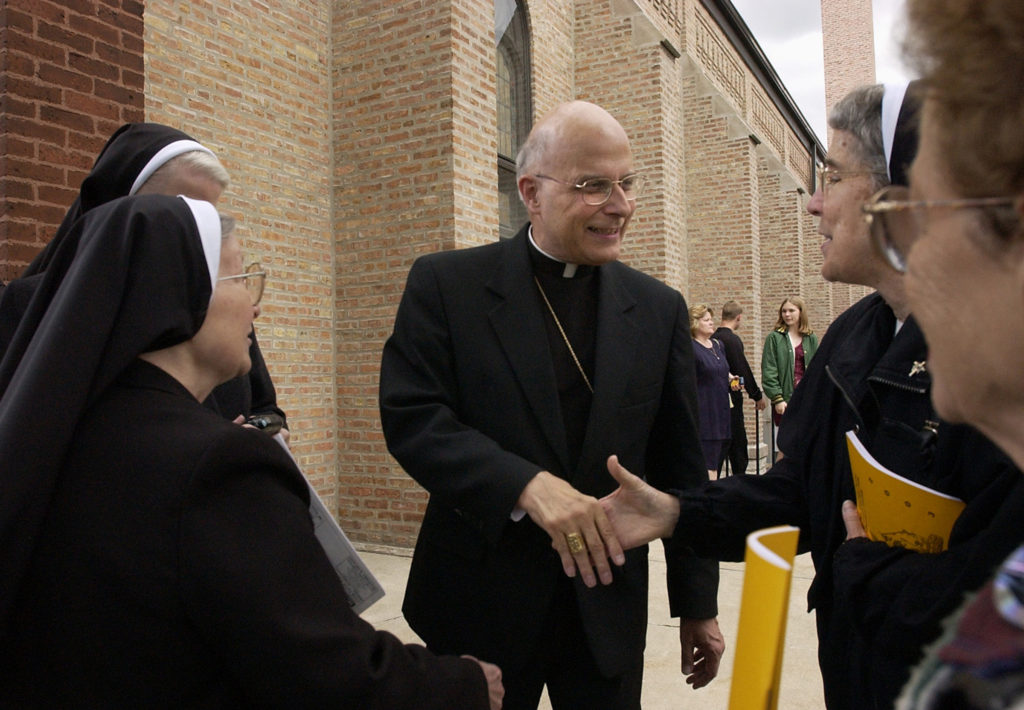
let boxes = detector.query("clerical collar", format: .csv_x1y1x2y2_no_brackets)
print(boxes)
528,227,591,278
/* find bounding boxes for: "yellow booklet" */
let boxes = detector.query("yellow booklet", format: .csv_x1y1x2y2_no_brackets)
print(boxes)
728,525,800,710
845,430,965,553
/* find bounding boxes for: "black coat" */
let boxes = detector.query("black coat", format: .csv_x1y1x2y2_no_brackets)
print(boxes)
672,293,1023,710
712,325,762,408
379,226,718,678
3,361,488,709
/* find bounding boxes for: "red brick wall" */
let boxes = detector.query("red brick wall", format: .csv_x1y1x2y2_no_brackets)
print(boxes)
0,0,144,282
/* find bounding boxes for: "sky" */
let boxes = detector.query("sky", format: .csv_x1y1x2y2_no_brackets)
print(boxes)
729,0,915,146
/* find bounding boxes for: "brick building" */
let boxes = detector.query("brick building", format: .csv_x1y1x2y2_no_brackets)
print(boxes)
0,0,869,548
822,0,876,114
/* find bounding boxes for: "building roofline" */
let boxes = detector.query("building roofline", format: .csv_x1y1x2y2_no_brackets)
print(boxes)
700,0,826,162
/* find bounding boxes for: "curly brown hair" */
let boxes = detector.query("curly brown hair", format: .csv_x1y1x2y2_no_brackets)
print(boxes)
904,0,1024,205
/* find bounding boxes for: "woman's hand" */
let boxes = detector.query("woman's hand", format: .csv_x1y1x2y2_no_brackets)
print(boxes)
234,414,290,446
774,401,787,416
842,500,867,540
463,656,503,710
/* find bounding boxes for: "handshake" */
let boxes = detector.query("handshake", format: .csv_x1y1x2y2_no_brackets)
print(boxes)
517,455,681,590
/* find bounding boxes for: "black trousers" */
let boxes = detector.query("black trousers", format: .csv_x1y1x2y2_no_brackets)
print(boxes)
719,402,749,476
501,576,643,710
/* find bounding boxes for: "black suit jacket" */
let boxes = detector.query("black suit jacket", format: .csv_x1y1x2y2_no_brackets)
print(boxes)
379,226,718,677
712,325,762,408
3,360,488,709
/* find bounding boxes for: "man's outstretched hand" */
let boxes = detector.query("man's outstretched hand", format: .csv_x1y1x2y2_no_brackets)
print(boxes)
599,455,681,550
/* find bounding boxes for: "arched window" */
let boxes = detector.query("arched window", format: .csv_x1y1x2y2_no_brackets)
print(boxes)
496,0,531,240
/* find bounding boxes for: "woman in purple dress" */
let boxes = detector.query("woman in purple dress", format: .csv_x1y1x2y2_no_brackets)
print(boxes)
690,304,732,478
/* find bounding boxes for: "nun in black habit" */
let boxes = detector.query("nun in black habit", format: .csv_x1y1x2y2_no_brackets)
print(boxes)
0,122,286,428
0,194,498,709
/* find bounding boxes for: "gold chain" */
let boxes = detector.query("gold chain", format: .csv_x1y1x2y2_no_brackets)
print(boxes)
533,276,594,394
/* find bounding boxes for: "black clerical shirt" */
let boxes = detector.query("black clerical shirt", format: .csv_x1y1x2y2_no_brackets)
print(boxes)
528,244,598,470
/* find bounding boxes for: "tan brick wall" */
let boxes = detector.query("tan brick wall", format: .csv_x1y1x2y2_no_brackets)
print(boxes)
683,89,760,311
144,0,337,499
332,0,502,546
452,0,502,250
575,1,691,287
528,2,576,117
759,171,805,331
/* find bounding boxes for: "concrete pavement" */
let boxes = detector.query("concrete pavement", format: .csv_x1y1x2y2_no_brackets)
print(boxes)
359,542,825,709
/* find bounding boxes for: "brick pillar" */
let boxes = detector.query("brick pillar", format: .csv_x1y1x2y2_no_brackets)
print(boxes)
333,0,497,547
758,172,802,337
0,0,144,282
574,0,689,289
821,0,876,120
680,68,759,313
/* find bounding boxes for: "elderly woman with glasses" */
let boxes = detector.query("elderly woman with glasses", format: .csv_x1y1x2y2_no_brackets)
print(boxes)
594,78,1024,710
0,195,503,709
850,1,1024,707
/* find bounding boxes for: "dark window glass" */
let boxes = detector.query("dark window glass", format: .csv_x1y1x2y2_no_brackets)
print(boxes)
496,1,531,240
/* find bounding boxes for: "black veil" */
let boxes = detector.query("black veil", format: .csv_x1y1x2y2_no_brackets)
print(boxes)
0,194,221,638
0,124,214,360
25,123,213,276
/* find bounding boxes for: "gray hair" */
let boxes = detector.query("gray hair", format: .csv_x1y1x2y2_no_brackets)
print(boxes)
515,123,554,181
219,214,236,240
828,84,889,191
139,150,231,194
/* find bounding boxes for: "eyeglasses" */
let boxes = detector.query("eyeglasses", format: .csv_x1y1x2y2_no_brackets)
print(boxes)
862,186,1016,273
218,262,267,305
534,173,645,206
816,165,888,195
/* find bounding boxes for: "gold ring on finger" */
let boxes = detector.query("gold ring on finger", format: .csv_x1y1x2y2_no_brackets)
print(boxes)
565,532,585,555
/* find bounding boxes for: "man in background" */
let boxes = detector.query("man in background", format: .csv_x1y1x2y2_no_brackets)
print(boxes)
714,300,766,475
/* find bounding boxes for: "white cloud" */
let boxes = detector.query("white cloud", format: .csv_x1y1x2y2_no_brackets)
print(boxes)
873,2,916,84
731,0,821,38
759,30,827,140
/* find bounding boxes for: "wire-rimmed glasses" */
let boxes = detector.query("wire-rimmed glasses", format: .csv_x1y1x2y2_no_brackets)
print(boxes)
862,186,1016,273
218,262,267,305
534,173,645,206
816,165,888,195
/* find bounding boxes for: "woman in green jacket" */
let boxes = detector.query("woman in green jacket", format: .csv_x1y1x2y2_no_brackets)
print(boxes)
762,296,818,455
